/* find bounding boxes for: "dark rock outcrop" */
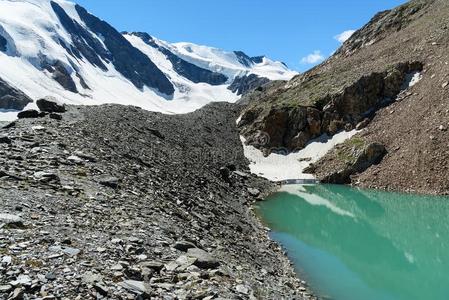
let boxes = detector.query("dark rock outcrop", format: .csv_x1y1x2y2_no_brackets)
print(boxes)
51,1,110,71
234,51,266,67
240,61,423,152
76,73,90,90
228,74,270,96
131,32,228,86
234,51,254,67
51,2,174,95
73,5,174,95
42,60,78,93
250,56,265,64
316,142,387,184
17,110,39,119
0,78,32,110
36,97,66,113
0,34,7,52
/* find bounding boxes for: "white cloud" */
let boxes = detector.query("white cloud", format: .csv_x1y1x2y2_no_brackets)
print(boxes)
334,30,356,43
301,50,325,64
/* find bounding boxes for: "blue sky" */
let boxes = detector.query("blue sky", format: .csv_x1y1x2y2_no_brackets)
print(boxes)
73,0,407,72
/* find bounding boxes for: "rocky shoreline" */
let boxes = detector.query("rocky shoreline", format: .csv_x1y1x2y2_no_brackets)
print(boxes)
0,103,314,299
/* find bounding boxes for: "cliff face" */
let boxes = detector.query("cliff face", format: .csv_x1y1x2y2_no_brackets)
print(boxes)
239,0,449,194
0,78,32,110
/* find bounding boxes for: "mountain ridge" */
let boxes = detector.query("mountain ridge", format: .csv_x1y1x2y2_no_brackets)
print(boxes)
0,0,297,120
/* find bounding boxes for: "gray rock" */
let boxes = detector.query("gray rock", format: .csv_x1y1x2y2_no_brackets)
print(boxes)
97,176,119,189
82,271,103,284
321,142,387,184
62,247,81,256
111,264,124,271
9,288,24,300
45,273,57,281
10,275,31,286
356,118,371,130
119,280,149,294
94,283,109,296
0,135,11,144
139,261,164,272
1,255,12,265
247,188,260,197
228,74,270,96
219,167,230,182
0,213,24,228
49,113,63,120
33,171,60,183
235,284,250,295
173,240,197,252
0,285,12,293
0,78,32,110
67,155,83,164
187,248,220,269
233,170,249,178
74,151,97,162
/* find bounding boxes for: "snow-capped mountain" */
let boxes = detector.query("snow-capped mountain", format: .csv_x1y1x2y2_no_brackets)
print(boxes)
0,0,297,121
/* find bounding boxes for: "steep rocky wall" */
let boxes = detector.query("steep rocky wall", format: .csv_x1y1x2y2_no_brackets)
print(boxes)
228,74,270,96
0,34,6,52
0,78,32,110
130,32,228,86
239,61,423,152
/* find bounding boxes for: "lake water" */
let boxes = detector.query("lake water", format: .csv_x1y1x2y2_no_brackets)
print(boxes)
255,184,449,300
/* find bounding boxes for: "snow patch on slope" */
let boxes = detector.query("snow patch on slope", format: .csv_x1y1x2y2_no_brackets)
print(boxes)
241,130,358,181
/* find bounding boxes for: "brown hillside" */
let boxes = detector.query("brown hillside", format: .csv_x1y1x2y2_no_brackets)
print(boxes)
239,0,449,194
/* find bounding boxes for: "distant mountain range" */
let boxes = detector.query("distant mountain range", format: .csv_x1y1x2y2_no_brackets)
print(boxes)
0,0,297,120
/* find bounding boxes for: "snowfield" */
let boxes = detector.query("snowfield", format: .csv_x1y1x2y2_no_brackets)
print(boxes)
241,130,358,181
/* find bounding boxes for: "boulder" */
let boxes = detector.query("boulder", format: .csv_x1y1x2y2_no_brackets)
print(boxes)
187,248,220,269
321,142,387,184
355,143,387,171
356,118,371,130
0,135,11,144
49,113,63,120
97,176,119,189
247,188,260,197
219,167,230,182
17,109,39,119
119,280,150,295
36,97,66,113
0,213,25,229
173,240,197,252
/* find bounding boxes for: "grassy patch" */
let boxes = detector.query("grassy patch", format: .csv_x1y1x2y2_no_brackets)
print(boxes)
336,137,366,163
25,259,44,268
346,137,365,148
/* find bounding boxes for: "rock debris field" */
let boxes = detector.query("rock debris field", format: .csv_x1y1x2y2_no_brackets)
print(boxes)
0,103,314,299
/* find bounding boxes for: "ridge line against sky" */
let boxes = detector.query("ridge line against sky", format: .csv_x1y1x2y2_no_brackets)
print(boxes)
73,0,407,72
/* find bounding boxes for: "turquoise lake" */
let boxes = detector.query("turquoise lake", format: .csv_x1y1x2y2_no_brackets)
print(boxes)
255,184,449,300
